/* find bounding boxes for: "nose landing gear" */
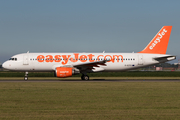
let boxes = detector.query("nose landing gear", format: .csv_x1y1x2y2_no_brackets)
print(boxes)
24,72,28,81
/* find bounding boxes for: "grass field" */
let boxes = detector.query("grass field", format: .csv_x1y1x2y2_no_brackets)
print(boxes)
0,82,180,119
1,77,180,80
1,71,180,77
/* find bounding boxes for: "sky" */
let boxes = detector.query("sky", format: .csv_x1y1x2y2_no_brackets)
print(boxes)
0,0,180,64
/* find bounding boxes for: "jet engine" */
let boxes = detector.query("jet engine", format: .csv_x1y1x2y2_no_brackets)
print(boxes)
55,67,80,78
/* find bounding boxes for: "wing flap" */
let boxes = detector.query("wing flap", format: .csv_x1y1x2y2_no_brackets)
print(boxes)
72,59,108,72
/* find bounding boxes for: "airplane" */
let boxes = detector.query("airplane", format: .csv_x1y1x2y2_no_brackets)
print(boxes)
2,26,176,80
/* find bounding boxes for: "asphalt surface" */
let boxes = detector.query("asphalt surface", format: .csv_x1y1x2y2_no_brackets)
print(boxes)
0,79,180,82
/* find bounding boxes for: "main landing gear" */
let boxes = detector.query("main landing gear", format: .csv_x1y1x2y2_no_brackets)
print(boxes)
24,72,28,81
81,74,89,80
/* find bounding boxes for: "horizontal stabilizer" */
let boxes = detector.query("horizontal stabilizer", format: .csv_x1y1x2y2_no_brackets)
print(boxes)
153,55,176,62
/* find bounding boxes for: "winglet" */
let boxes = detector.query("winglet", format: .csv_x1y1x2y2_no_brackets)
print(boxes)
138,26,172,54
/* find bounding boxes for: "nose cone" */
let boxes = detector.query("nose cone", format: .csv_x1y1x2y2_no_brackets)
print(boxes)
2,61,8,69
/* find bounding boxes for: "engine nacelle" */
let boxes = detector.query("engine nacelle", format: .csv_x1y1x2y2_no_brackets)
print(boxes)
55,67,79,78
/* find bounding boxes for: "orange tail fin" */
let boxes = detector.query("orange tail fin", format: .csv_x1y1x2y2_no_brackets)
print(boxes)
138,26,172,54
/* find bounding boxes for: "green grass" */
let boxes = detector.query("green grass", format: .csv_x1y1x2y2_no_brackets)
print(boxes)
0,82,180,119
1,71,180,77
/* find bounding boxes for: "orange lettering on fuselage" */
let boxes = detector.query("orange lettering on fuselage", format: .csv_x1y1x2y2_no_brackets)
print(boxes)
70,53,79,62
45,55,53,62
37,55,45,62
112,55,123,63
79,55,87,62
104,55,113,62
97,55,103,61
54,55,61,62
87,54,94,62
62,55,71,65
36,53,123,65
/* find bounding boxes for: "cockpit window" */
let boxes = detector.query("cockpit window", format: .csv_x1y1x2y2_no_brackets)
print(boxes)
9,58,17,61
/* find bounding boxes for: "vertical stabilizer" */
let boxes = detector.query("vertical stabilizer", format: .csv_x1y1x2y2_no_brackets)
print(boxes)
138,26,172,54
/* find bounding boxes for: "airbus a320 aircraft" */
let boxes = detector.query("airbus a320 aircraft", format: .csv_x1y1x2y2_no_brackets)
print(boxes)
2,26,176,80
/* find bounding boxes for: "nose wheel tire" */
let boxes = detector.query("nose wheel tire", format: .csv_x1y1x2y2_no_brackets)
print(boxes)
24,76,28,81
81,75,89,80
24,72,28,81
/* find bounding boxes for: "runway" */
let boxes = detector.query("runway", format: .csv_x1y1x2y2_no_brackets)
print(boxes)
0,79,180,82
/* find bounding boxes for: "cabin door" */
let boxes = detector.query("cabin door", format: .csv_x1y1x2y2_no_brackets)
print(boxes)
23,55,29,65
138,55,143,65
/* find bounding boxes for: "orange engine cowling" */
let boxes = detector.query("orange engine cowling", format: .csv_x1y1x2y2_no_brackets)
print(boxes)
55,67,78,78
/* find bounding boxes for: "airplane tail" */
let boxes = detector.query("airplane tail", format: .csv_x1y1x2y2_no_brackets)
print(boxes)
138,26,172,54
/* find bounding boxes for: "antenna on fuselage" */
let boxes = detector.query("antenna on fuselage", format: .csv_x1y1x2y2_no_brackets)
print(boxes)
103,51,105,53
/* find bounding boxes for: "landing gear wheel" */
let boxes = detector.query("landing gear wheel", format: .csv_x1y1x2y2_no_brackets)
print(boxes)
84,75,89,80
24,72,28,81
24,76,28,81
81,75,89,80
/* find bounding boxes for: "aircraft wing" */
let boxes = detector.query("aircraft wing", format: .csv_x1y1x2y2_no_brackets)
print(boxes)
72,59,109,72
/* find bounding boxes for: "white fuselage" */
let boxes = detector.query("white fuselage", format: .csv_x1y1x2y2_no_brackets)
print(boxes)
2,53,173,72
